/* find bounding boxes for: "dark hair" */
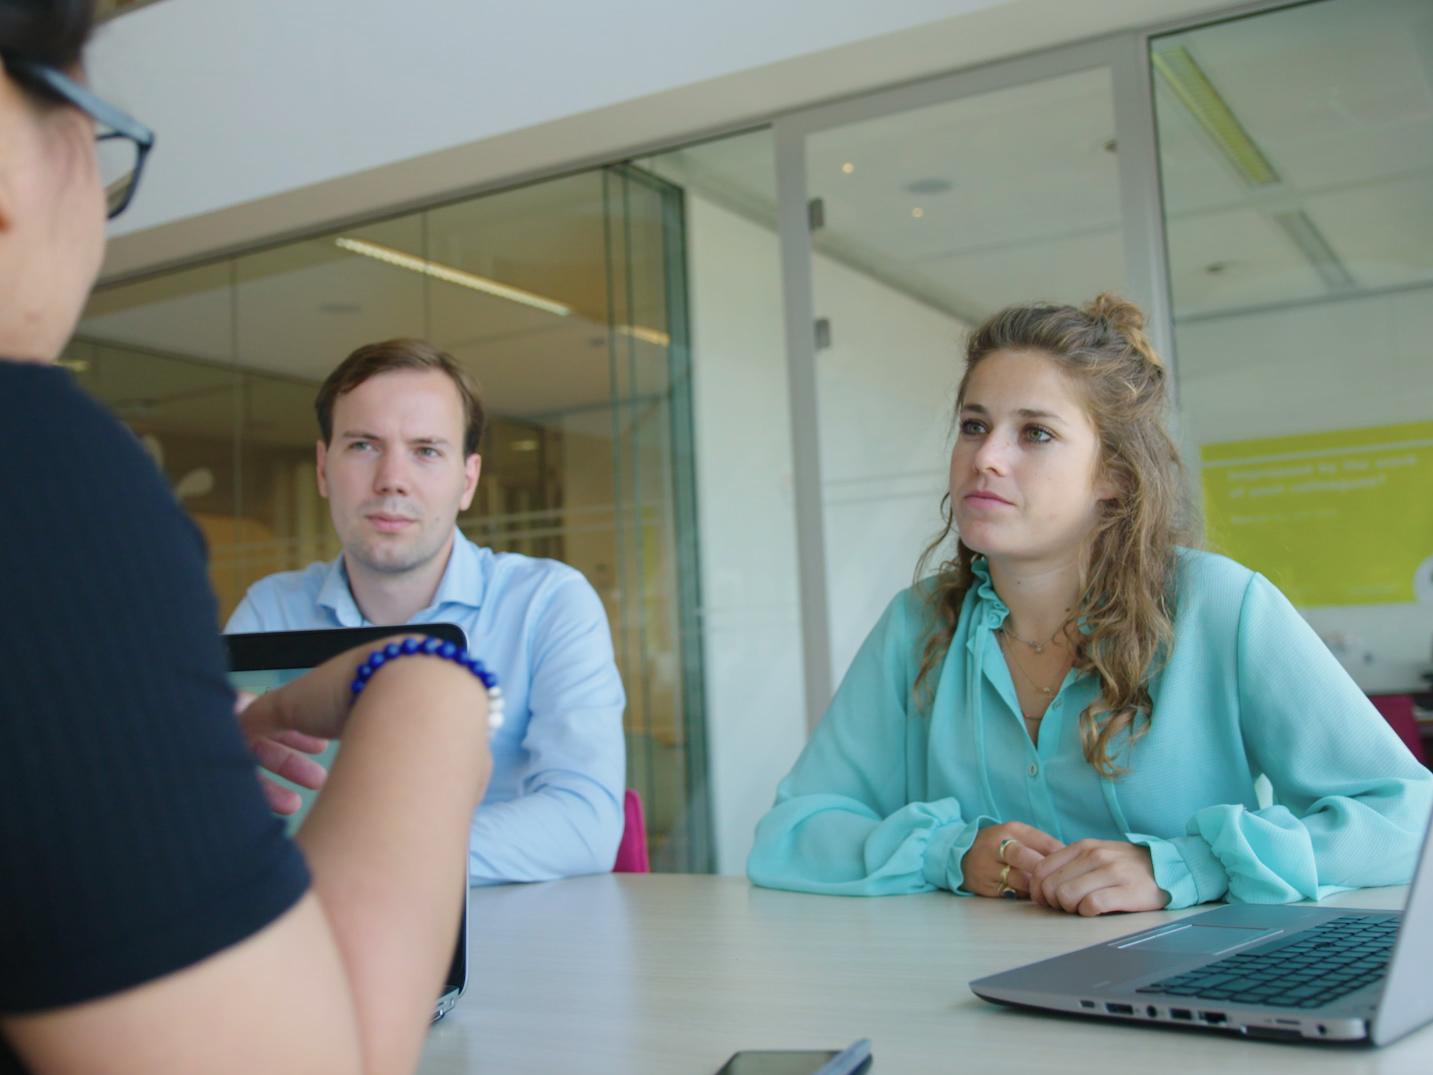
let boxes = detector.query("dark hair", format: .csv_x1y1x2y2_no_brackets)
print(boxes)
315,339,486,457
913,294,1196,777
0,1,95,73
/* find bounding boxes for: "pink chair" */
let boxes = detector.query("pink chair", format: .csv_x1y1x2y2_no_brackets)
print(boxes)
1369,694,1427,765
612,788,650,873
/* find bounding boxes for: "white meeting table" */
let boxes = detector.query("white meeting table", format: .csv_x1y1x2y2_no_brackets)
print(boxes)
418,874,1428,1075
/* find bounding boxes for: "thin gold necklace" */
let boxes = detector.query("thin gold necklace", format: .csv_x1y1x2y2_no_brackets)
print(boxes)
998,630,1069,699
999,618,1070,656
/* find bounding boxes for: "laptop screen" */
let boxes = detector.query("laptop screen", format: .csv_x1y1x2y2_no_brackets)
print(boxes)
225,625,469,1008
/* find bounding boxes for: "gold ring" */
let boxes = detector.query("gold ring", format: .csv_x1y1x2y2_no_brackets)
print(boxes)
998,884,1018,899
999,863,1012,886
998,837,1017,864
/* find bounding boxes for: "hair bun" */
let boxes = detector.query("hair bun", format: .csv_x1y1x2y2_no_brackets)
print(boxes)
1085,292,1163,370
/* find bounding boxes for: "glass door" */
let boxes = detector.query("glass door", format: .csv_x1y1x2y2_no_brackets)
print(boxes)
776,38,1164,715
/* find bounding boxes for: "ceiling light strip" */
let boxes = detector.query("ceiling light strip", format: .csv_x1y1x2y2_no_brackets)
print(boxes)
614,324,671,347
333,237,572,317
1152,46,1279,187
1269,210,1356,291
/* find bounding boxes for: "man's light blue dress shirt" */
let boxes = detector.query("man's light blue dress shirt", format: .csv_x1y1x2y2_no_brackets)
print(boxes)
748,550,1432,908
227,530,627,885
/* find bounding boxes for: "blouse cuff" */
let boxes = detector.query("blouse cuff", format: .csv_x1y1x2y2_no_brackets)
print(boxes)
926,815,996,895
1127,832,1229,909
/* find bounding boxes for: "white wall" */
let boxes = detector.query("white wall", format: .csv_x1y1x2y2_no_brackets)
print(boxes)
91,0,1235,279
1176,285,1433,692
686,195,965,874
685,196,804,875
812,260,967,679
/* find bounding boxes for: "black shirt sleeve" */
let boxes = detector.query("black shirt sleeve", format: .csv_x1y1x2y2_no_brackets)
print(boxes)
0,362,310,1015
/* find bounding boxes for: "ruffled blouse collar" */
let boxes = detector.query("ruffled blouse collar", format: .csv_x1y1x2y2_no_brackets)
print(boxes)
963,557,1010,658
968,556,1009,628
966,556,1093,655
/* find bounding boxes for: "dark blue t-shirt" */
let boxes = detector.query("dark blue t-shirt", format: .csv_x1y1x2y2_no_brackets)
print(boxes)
0,361,309,1071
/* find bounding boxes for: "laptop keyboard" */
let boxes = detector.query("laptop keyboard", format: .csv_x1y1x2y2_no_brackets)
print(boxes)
1137,915,1397,1009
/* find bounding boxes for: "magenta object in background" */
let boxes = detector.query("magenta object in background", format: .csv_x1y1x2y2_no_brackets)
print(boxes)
1370,694,1427,765
613,788,651,873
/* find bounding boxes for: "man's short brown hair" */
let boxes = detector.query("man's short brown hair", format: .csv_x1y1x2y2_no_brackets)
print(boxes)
315,339,485,456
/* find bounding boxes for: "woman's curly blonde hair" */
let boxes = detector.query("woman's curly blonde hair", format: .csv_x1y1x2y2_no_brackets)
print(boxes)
913,294,1197,777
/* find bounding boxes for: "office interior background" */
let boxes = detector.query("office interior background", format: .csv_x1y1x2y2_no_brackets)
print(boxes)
80,0,1433,875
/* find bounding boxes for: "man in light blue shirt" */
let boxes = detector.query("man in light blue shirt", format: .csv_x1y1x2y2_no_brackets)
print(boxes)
227,338,626,885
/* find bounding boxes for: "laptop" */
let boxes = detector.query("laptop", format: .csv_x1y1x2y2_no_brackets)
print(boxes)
225,624,470,1023
970,810,1433,1045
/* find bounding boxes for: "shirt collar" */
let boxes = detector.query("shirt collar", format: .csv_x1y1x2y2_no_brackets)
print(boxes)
425,529,489,616
317,556,366,627
317,529,490,627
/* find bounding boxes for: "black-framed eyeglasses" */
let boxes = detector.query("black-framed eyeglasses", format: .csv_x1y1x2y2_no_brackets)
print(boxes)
4,58,155,220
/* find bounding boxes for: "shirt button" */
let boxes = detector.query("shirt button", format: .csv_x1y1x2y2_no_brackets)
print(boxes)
1028,763,1039,778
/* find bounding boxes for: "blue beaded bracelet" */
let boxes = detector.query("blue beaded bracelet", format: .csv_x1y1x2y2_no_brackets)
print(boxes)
350,636,504,731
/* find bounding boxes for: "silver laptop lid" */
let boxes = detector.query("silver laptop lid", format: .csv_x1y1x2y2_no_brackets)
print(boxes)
1371,805,1433,1045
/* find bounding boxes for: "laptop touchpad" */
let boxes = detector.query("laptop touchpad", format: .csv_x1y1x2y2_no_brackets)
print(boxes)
1117,924,1280,956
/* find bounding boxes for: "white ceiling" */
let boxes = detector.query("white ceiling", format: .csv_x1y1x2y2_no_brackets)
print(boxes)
805,67,1124,321
643,0,1433,327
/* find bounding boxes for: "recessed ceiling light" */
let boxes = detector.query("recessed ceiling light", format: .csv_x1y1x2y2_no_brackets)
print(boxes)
904,177,951,195
841,162,855,174
911,207,925,219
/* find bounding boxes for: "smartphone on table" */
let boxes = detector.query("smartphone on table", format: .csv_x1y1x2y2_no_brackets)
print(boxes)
714,1039,872,1075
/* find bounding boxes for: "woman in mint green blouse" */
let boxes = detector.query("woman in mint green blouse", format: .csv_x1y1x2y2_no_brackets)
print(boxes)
748,295,1431,915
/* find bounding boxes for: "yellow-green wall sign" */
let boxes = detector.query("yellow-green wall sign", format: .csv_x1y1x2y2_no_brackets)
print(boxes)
1201,420,1433,607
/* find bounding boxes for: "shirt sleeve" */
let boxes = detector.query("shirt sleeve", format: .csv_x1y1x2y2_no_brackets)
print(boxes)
1131,571,1432,909
466,573,627,883
747,591,993,896
0,369,309,1013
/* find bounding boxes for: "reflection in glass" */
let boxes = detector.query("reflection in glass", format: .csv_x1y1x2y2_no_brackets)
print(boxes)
1154,0,1433,320
1153,0,1433,692
75,164,711,870
68,262,244,607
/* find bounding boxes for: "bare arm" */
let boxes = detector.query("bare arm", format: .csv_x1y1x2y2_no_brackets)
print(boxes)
3,645,490,1075
293,652,491,1069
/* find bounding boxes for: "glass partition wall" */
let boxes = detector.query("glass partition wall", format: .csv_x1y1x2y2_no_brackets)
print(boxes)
1153,0,1433,694
71,167,712,871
